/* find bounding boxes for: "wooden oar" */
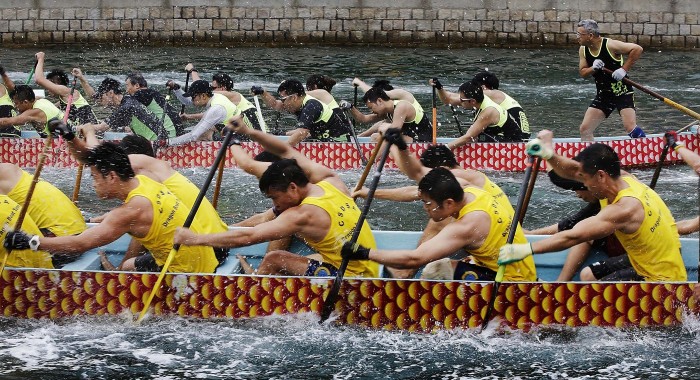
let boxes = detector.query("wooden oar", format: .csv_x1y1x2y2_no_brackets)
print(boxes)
481,154,536,332
518,157,542,224
345,85,367,166
431,86,437,144
352,136,385,199
602,68,700,121
649,120,697,190
136,128,235,323
0,133,53,277
450,105,465,135
180,70,191,114
319,139,394,323
211,151,226,209
253,95,268,133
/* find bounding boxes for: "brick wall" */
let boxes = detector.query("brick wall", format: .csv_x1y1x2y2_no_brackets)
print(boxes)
0,1,698,49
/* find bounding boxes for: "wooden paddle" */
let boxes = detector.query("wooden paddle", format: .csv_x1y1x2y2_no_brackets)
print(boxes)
450,105,465,136
431,86,437,144
649,120,698,190
602,68,700,121
345,85,368,166
518,157,542,224
0,133,53,277
481,154,536,332
319,139,394,323
352,136,385,200
212,151,226,209
136,128,235,322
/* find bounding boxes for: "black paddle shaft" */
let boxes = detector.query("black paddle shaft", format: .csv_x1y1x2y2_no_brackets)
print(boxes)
344,85,367,165
171,129,233,252
180,70,191,114
319,141,394,323
480,154,536,332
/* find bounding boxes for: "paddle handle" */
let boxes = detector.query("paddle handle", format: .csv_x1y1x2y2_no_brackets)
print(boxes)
431,86,437,144
180,70,191,114
320,141,393,323
518,157,542,224
602,68,700,121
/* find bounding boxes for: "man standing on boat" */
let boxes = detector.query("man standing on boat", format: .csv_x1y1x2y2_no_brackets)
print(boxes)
576,19,646,141
0,162,87,268
0,65,20,136
3,140,219,274
0,85,63,136
252,78,351,146
434,80,527,147
498,131,686,281
85,77,171,141
174,120,379,278
341,163,537,282
34,52,98,126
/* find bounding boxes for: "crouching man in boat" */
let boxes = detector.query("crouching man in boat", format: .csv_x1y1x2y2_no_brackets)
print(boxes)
498,132,686,281
56,124,230,270
342,166,537,282
432,80,527,147
3,142,219,274
0,162,87,268
174,120,379,278
0,195,54,269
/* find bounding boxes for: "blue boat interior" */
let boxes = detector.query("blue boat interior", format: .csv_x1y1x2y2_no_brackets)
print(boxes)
58,226,699,282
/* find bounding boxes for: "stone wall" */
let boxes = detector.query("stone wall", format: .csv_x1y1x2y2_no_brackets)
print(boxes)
0,1,698,49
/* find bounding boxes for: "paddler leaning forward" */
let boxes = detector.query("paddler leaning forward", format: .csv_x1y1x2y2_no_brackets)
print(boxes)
498,131,687,282
173,117,379,279
3,128,219,274
341,163,537,282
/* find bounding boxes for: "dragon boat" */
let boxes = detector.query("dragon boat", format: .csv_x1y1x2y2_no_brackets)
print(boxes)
2,131,697,172
1,228,698,332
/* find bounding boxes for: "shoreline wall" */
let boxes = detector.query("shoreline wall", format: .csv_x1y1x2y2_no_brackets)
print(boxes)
0,1,698,49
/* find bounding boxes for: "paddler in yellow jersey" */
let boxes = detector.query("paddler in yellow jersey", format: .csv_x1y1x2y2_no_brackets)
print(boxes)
34,52,98,126
0,195,53,269
252,78,351,146
499,130,687,282
0,162,87,268
3,141,219,274
0,84,63,135
174,120,379,278
341,164,537,282
0,64,20,137
55,124,230,270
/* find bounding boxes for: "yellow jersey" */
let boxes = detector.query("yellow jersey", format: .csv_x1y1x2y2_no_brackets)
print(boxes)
0,195,53,268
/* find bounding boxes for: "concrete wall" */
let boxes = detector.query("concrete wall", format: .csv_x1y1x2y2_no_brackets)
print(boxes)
0,0,698,49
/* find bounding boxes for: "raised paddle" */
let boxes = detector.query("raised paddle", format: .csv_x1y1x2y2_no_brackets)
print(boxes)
431,85,437,144
602,68,700,121
57,76,84,203
450,105,465,136
319,139,394,323
136,128,235,322
649,120,697,190
344,84,368,166
518,157,542,225
481,154,536,332
253,95,268,133
180,70,191,114
25,60,38,85
352,135,385,200
0,132,53,277
152,89,173,156
211,150,226,209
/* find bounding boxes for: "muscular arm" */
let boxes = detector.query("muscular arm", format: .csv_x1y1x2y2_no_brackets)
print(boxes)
34,53,71,98
353,186,420,202
0,109,46,127
607,39,643,72
230,144,271,178
233,208,276,227
677,217,699,236
391,144,429,181
578,46,596,78
524,224,560,235
168,105,226,145
72,68,95,98
674,146,700,176
259,90,283,111
349,107,382,124
285,127,311,146
1,70,15,92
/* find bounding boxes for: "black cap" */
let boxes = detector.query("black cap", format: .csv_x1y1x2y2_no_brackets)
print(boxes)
92,77,122,99
548,170,586,191
183,80,212,97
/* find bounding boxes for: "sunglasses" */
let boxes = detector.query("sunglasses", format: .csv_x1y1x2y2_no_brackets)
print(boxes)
459,97,474,102
279,94,294,102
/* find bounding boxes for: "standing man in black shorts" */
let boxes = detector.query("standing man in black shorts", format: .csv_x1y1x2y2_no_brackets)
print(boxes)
576,19,645,141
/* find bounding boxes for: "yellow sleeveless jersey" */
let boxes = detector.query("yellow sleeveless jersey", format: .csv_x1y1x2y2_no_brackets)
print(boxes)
32,98,64,131
0,84,14,107
210,93,238,124
302,95,334,123
161,172,228,233
600,177,686,281
7,170,86,237
125,175,218,273
300,181,378,278
476,95,508,128
0,195,53,269
458,186,537,281
392,99,425,124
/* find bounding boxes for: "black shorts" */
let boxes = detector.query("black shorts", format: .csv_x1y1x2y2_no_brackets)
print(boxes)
134,253,162,272
507,107,531,136
304,259,338,277
587,255,643,281
590,93,636,118
453,260,496,281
